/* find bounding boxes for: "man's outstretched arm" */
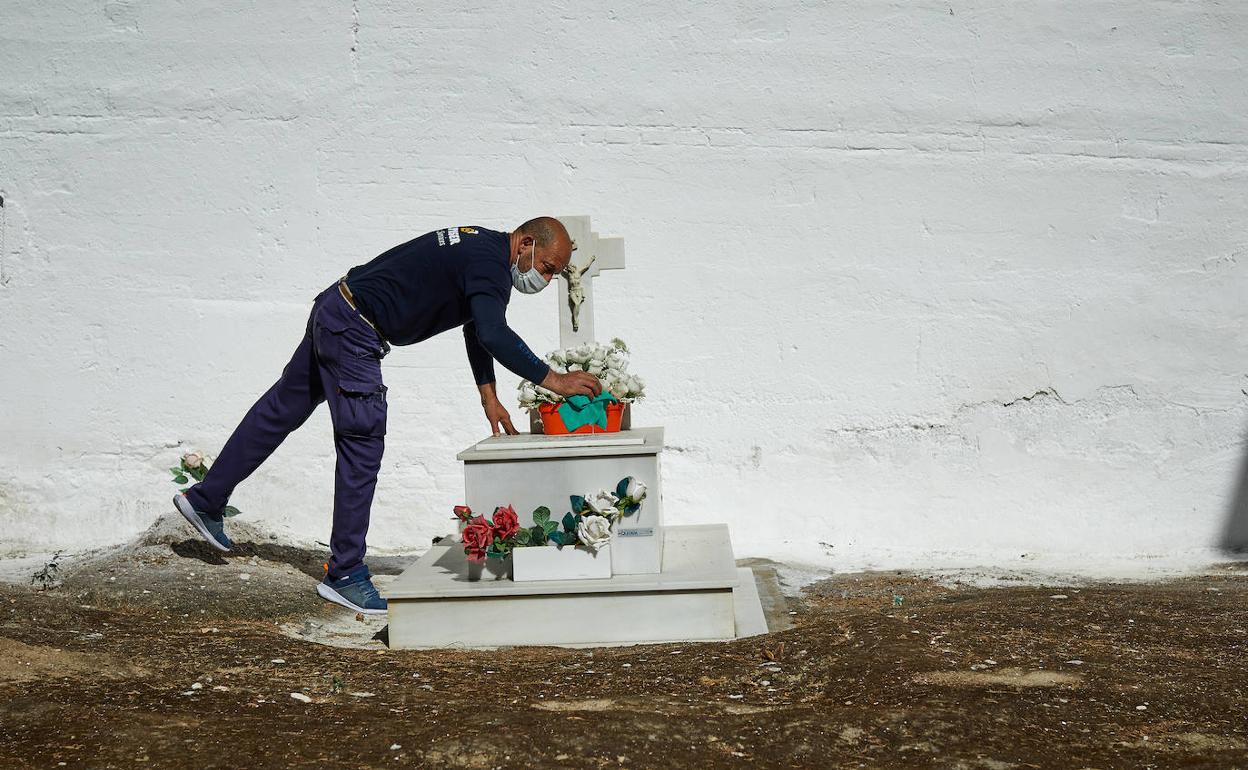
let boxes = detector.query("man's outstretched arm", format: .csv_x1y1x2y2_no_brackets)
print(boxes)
466,295,603,434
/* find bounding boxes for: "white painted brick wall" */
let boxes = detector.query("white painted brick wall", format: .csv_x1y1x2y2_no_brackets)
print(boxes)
2,1,1245,572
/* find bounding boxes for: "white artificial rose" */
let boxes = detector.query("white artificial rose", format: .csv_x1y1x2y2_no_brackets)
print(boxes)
585,490,619,517
567,362,582,372
576,514,612,551
587,363,604,377
182,452,203,469
625,478,647,502
549,350,567,367
605,351,626,370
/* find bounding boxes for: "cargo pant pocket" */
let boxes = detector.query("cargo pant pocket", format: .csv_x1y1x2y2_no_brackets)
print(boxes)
331,382,388,438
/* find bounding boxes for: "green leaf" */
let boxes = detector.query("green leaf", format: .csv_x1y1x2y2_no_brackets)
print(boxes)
624,503,640,515
169,467,183,477
222,505,242,518
514,529,531,546
173,474,189,485
180,458,190,472
190,467,207,482
529,525,545,543
542,521,558,537
179,487,189,494
549,531,565,547
569,495,586,514
532,507,551,526
615,478,630,499
561,512,577,533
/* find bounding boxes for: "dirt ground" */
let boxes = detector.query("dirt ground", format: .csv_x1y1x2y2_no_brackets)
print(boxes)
1,516,1246,769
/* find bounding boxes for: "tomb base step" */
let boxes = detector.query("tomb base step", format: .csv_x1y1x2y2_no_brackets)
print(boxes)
385,524,767,649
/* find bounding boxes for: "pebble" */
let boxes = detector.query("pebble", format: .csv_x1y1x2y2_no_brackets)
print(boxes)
290,692,312,703
349,692,375,698
1049,594,1068,599
1066,660,1084,665
728,694,743,699
271,659,285,664
390,744,402,751
212,686,229,692
1136,705,1147,711
239,574,251,581
190,682,203,690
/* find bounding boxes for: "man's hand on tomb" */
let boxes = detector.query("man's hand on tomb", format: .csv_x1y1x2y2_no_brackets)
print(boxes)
542,370,603,398
483,398,518,437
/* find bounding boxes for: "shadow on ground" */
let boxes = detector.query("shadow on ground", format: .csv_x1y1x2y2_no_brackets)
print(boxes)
1221,419,1248,552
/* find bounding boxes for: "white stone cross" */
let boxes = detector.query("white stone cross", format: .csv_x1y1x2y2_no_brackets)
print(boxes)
555,215,625,348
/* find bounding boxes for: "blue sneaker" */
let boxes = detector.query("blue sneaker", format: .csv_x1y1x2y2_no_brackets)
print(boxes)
173,493,233,552
317,564,387,614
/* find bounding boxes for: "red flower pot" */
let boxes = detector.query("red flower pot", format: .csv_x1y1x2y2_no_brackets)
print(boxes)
538,401,626,434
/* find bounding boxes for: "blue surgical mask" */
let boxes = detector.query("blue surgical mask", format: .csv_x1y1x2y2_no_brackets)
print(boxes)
511,242,550,294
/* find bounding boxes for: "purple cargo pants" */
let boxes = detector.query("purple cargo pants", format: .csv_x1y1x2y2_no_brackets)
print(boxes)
185,281,390,579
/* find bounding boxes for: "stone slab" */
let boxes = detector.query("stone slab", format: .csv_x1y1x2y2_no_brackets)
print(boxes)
386,524,735,599
732,567,769,639
385,524,747,648
457,427,665,462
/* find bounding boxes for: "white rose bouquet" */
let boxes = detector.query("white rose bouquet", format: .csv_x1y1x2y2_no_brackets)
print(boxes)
517,337,646,410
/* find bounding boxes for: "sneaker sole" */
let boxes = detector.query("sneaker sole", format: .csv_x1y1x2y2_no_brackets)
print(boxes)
317,582,388,615
172,494,231,553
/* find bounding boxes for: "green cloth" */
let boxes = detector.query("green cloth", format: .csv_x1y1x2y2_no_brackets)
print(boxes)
558,390,619,431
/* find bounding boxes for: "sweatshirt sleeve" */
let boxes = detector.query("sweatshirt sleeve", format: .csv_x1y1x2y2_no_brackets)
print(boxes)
467,293,551,385
463,320,497,386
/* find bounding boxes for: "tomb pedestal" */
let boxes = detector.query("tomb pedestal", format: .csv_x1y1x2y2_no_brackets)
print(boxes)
386,524,760,648
457,428,667,575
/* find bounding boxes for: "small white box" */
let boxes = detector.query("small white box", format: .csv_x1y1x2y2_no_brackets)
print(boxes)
512,544,612,582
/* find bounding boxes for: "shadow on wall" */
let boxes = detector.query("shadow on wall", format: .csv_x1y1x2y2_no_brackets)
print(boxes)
1222,422,1248,552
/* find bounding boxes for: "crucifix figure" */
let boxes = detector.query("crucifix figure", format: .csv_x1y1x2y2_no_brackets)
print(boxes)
562,253,596,332
554,216,625,348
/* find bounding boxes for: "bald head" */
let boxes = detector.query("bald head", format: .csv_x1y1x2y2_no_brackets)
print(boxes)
510,216,574,281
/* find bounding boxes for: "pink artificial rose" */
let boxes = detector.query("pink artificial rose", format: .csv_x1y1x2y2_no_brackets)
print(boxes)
492,505,520,540
452,505,473,521
461,516,494,561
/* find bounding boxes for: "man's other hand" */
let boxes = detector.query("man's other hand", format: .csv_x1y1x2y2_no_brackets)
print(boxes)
483,398,518,436
542,370,603,398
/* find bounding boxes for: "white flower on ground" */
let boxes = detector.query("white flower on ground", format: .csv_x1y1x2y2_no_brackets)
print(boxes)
577,515,612,551
182,452,204,469
585,491,620,517
625,478,647,502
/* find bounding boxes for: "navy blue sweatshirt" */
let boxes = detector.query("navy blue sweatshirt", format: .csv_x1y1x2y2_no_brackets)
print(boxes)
343,226,550,386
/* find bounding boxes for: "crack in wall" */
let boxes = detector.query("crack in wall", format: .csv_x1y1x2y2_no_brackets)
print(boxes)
824,384,1241,440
